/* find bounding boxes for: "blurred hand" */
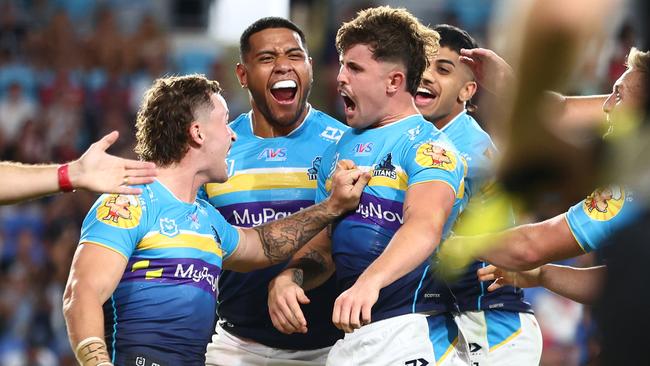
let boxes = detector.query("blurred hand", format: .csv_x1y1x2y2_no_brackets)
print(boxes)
460,47,514,96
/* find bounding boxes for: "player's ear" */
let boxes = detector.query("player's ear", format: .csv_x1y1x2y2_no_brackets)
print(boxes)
459,80,477,103
386,70,405,94
236,63,248,88
190,121,204,145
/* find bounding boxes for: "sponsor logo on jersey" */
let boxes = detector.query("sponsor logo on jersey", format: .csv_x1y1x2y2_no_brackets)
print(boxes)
415,142,457,171
232,207,306,226
257,147,287,161
159,218,179,237
372,153,397,179
174,262,219,293
353,142,374,156
97,194,142,228
582,185,625,221
307,156,321,180
320,126,344,141
356,201,404,224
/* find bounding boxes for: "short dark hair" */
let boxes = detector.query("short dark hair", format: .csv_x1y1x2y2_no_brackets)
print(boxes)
335,6,439,96
240,17,307,59
433,24,478,54
135,74,222,167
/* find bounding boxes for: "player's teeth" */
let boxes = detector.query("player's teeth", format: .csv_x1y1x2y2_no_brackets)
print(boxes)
340,91,348,97
272,80,297,89
417,87,431,94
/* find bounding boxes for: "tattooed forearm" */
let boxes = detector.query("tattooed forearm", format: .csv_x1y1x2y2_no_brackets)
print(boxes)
253,202,338,264
292,268,304,287
289,248,331,289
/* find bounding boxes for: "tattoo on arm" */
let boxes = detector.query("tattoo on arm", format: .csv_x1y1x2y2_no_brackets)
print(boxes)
292,269,304,287
253,203,337,264
290,249,329,288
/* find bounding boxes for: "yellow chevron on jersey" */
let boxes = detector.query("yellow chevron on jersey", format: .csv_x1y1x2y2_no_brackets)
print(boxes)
96,194,142,229
206,171,316,196
324,169,409,192
415,142,458,171
582,185,625,221
136,231,223,257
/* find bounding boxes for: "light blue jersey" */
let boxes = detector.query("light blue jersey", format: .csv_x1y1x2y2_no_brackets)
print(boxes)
316,114,465,321
442,111,531,313
566,185,642,252
204,108,347,349
79,180,239,365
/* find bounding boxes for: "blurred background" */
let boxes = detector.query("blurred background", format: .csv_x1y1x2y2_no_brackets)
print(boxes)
0,0,644,365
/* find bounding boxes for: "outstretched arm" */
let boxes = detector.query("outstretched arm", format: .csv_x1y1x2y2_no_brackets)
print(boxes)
0,131,156,205
476,213,585,271
439,213,585,273
478,263,606,304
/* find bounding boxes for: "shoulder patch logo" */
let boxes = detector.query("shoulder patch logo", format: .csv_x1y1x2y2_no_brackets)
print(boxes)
415,143,457,171
307,156,321,180
320,126,344,141
373,153,397,179
582,186,625,221
97,194,142,228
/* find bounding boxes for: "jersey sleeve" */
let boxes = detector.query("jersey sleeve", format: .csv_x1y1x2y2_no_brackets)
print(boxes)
209,208,241,260
401,137,464,196
565,186,640,253
79,193,149,260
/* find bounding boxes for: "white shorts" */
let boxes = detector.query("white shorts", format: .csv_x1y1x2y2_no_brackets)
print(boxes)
205,322,330,366
455,311,542,366
326,313,471,366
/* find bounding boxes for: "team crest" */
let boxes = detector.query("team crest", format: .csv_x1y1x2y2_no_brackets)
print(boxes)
307,156,321,180
582,185,625,221
159,218,179,237
373,153,397,179
97,194,141,228
415,143,457,171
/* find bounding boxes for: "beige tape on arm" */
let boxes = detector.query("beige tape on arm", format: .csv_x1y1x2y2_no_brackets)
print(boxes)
74,336,113,366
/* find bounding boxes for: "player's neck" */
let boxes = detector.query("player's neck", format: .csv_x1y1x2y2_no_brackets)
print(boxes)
250,104,310,138
156,164,204,204
434,107,466,130
372,97,420,128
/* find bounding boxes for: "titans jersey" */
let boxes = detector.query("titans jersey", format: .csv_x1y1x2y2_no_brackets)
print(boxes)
442,111,532,313
566,185,642,252
204,108,347,349
79,180,239,366
316,114,465,321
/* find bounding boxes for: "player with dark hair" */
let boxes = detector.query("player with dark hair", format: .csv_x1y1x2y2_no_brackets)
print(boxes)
416,24,542,365
203,17,348,366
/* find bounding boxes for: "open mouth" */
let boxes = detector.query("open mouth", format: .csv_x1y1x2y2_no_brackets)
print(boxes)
414,87,437,106
340,91,356,113
270,80,297,104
